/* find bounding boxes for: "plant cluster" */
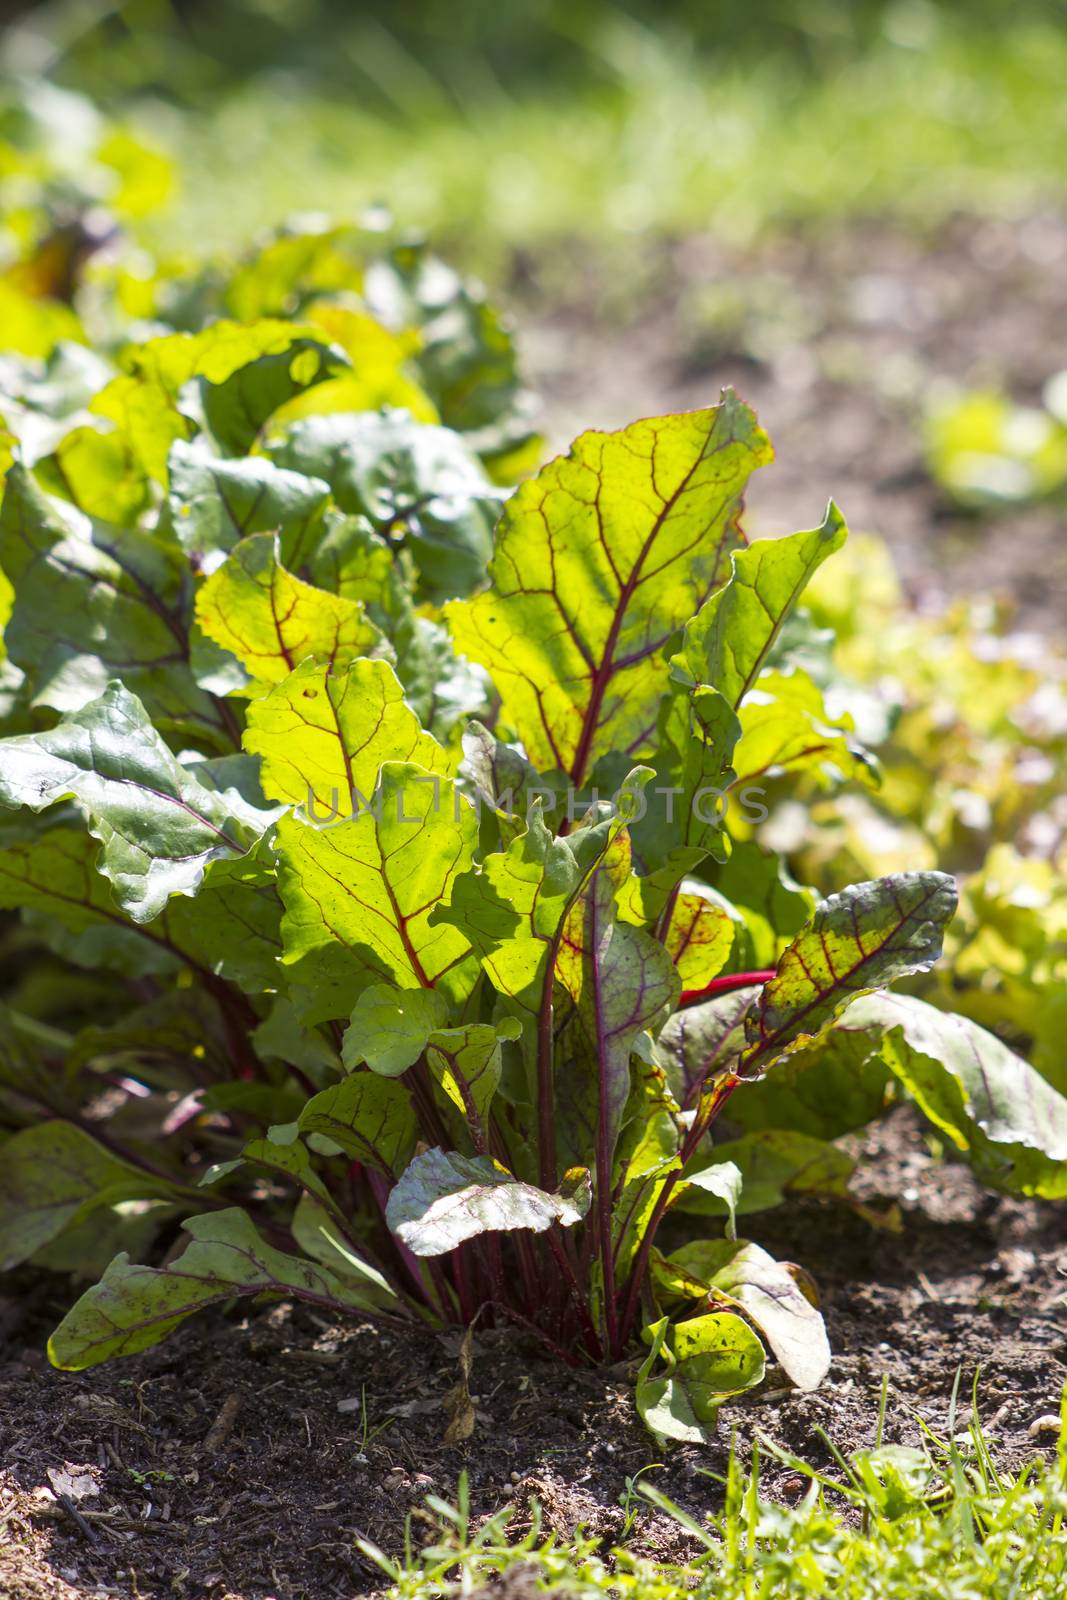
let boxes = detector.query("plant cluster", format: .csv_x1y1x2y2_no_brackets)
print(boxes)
0,222,1064,1444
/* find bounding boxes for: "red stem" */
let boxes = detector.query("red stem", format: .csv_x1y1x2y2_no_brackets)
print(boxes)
678,969,775,1009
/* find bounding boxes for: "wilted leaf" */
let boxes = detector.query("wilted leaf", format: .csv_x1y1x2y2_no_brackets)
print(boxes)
667,1239,831,1390
844,992,1067,1198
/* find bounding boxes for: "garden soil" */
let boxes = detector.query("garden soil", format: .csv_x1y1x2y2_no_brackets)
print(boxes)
1,1107,1064,1600
522,210,1067,632
2,212,1067,1599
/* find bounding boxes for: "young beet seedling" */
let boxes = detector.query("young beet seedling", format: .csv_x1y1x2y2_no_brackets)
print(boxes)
0,346,1061,1445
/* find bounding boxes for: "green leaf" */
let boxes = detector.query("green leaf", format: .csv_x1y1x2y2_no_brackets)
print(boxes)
196,336,345,456
656,887,736,990
678,1130,856,1217
844,992,1067,1199
0,682,261,921
219,1130,338,1215
343,984,450,1077
678,508,848,702
66,988,227,1078
244,656,451,812
37,422,152,526
681,1159,743,1241
630,683,741,875
729,1022,891,1141
47,1208,382,1370
705,842,815,969
447,394,766,783
162,841,284,991
741,872,959,1072
655,987,761,1106
0,1122,185,1271
386,1148,590,1257
425,1019,522,1139
665,1239,830,1391
0,823,178,978
297,1071,417,1177
168,440,331,574
732,669,878,790
635,1312,765,1443
194,532,382,684
458,719,543,843
0,463,224,745
276,763,480,1007
290,1194,397,1304
368,239,534,449
272,409,500,602
435,783,650,1021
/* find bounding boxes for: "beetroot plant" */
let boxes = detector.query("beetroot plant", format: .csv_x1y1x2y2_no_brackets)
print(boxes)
1,268,1064,1442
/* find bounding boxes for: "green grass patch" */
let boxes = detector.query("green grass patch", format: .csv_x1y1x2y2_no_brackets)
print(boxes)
127,15,1067,268
363,1378,1067,1598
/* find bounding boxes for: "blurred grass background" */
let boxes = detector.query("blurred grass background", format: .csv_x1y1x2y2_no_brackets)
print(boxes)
2,0,1067,271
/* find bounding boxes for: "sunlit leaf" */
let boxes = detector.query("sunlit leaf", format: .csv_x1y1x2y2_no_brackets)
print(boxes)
665,1239,830,1390
742,873,958,1072
243,656,451,812
448,395,767,782
386,1147,590,1257
195,532,382,684
636,1312,765,1443
276,763,480,1007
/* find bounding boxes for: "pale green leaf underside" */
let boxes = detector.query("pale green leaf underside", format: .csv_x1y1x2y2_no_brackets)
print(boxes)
386,1147,591,1257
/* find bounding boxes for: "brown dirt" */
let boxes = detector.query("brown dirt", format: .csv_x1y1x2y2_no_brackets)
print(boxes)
2,1109,1064,1600
520,211,1067,629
